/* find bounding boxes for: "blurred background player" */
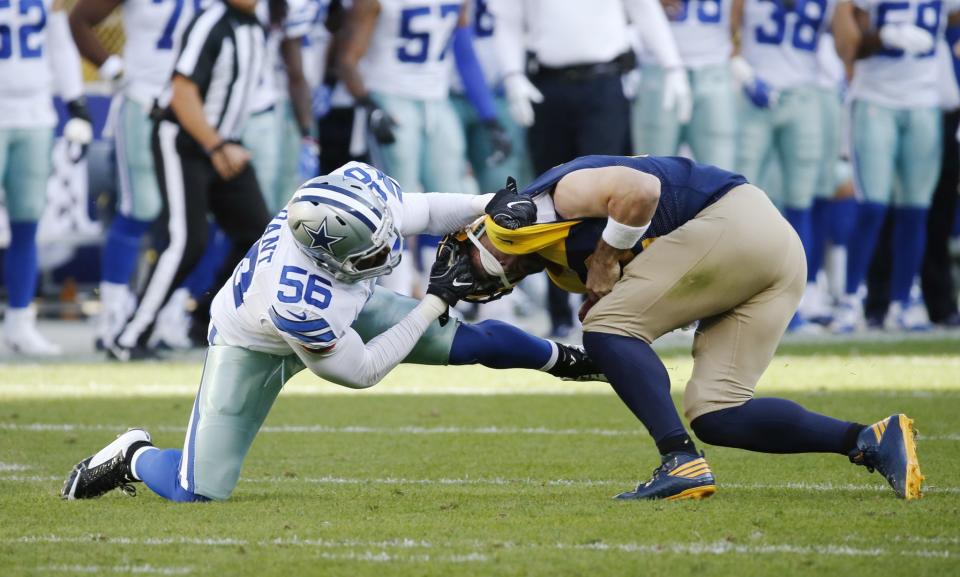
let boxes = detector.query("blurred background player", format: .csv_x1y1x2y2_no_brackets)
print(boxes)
833,0,960,332
1,0,92,355
242,0,322,214
336,0,510,296
633,0,736,170
489,0,689,337
108,0,271,360
69,0,204,350
450,0,528,193
732,0,841,332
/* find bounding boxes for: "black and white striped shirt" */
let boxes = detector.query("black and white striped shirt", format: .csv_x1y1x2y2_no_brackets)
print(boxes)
161,0,265,145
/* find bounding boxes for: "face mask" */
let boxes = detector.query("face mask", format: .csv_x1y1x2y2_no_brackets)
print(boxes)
465,226,512,289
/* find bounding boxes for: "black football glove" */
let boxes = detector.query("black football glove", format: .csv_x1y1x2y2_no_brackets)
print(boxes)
427,238,477,313
358,95,397,145
482,119,512,167
484,176,536,230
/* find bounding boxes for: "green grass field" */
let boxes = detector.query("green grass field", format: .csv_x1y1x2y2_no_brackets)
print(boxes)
1,339,959,576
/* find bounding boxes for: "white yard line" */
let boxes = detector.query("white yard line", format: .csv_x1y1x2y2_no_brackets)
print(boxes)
2,422,958,441
0,462,29,471
37,564,193,575
8,535,955,560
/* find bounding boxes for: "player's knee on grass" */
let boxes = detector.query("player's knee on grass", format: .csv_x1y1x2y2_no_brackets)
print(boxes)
187,346,292,500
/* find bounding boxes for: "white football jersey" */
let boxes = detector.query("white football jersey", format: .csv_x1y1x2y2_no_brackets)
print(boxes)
741,0,837,90
669,0,733,69
360,0,463,100
0,0,57,129
849,0,960,108
121,0,202,107
210,162,407,355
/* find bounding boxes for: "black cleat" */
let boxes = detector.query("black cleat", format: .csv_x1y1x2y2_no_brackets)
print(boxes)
61,429,153,500
547,343,608,382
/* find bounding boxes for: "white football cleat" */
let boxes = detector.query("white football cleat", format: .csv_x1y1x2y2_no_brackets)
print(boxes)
4,306,61,356
884,299,931,332
831,295,864,334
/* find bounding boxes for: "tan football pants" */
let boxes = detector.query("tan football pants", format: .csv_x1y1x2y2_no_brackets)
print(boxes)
582,184,806,422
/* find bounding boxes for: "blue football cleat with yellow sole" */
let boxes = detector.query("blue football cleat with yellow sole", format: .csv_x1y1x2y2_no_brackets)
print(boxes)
616,451,717,501
849,414,923,500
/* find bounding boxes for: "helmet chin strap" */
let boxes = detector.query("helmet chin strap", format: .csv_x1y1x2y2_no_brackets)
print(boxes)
465,226,512,289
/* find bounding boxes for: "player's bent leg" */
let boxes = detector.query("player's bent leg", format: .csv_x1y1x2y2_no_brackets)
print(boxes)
150,344,299,501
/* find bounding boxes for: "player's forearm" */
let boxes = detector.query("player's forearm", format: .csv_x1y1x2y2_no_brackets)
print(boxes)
170,76,223,151
300,296,447,389
281,38,314,136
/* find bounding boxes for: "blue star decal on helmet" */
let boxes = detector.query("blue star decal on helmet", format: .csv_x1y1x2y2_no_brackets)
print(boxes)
303,218,345,252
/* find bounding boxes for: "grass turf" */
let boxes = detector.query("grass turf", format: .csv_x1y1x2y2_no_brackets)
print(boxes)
1,339,958,576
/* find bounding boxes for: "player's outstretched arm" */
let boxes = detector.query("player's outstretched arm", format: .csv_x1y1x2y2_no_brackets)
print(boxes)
399,193,495,236
281,243,477,389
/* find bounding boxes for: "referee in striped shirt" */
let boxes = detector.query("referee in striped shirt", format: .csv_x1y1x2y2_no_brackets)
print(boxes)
109,0,270,360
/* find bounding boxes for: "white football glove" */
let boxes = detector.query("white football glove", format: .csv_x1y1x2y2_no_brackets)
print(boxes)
662,67,693,124
879,23,935,55
503,73,544,128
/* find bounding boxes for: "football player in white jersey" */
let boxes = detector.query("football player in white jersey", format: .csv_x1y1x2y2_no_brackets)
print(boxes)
61,161,600,502
70,0,204,348
634,0,737,170
337,0,509,200
0,0,91,355
731,0,845,330
832,0,960,332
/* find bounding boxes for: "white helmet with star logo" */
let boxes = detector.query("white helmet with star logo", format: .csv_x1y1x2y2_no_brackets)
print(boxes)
286,174,401,282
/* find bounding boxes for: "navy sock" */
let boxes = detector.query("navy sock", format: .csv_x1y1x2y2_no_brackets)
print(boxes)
5,221,39,308
809,199,831,281
449,319,553,369
582,332,694,452
132,448,209,502
182,225,232,299
890,207,928,303
828,198,857,248
785,207,814,281
846,201,888,295
101,215,151,285
690,398,865,455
